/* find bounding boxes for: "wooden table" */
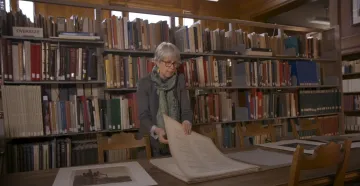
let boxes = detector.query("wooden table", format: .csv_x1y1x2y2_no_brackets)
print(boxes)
1,144,360,186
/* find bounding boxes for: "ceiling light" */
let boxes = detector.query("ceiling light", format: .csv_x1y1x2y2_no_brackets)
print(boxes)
207,0,219,2
309,20,330,25
308,17,330,25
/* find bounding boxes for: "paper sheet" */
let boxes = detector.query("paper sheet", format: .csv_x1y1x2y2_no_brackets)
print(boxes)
308,134,360,148
52,161,157,186
351,142,360,148
309,135,360,142
150,157,190,182
227,149,293,167
257,139,325,154
157,114,259,182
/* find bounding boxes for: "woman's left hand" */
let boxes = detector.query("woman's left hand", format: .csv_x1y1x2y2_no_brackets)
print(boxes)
182,120,192,135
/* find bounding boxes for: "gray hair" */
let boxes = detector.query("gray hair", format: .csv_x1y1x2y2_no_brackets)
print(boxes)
154,42,181,63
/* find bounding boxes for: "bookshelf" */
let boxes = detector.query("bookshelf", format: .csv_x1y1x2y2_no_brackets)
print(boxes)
0,0,343,173
341,51,360,134
103,48,337,61
2,36,105,44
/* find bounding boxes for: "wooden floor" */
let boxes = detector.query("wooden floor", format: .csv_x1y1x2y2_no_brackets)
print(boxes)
1,139,360,186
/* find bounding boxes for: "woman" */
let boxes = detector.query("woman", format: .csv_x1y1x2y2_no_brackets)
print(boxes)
136,42,193,157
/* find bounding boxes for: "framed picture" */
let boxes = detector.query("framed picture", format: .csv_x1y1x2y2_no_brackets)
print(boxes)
352,0,360,25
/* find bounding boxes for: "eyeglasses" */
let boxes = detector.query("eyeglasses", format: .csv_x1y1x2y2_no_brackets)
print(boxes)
161,60,179,68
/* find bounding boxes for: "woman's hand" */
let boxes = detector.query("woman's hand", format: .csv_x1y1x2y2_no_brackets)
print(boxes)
155,127,168,144
182,120,192,135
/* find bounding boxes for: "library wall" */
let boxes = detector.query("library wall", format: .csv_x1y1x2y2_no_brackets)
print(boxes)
339,0,360,54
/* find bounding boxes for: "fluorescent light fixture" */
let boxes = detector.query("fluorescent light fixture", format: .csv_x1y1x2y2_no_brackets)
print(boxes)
309,20,330,25
208,0,219,2
308,17,330,26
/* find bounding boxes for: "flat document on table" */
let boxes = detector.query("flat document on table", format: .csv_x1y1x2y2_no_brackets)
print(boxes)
257,139,325,154
150,114,259,183
227,148,293,167
308,134,360,148
52,161,157,186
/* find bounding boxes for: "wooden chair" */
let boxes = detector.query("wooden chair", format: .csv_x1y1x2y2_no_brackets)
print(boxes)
290,117,323,139
288,139,352,186
97,132,151,163
194,125,218,147
237,121,276,147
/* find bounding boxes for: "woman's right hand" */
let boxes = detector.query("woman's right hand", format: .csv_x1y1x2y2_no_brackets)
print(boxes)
155,127,168,144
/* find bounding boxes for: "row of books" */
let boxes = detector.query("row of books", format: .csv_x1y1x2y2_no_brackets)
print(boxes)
2,85,139,138
104,54,154,88
1,40,99,81
298,89,341,116
102,15,322,58
2,8,327,59
6,139,70,173
344,94,360,111
192,89,340,123
342,79,360,92
345,116,360,132
5,138,131,173
3,86,340,138
71,140,98,166
342,59,360,75
1,10,97,38
182,58,322,88
219,124,237,149
192,91,295,123
103,16,168,51
1,41,329,88
103,54,328,89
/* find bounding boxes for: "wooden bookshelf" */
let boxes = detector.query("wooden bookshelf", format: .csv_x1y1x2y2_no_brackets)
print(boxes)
2,36,104,44
194,113,340,126
341,52,360,134
343,72,360,79
4,80,106,85
104,85,340,92
103,48,337,62
6,128,139,140
0,0,343,174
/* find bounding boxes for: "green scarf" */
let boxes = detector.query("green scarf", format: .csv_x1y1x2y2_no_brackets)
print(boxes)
150,65,180,132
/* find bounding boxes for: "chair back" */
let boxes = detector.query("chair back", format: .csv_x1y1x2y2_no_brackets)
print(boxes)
291,118,323,139
288,140,352,186
97,132,151,163
237,122,276,147
196,125,218,147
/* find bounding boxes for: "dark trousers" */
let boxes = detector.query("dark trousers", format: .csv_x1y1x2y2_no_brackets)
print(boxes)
150,137,171,158
151,145,171,157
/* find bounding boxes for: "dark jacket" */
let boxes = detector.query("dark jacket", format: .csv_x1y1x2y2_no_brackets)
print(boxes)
136,73,193,155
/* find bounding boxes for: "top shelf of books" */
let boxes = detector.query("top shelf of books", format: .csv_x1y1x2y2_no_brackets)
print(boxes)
1,0,339,61
21,0,323,32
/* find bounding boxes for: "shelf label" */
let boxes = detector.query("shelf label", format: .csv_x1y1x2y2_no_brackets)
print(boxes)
13,27,44,38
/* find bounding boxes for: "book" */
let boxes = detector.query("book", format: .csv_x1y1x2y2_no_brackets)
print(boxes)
150,114,259,183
